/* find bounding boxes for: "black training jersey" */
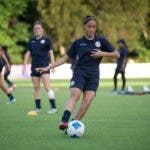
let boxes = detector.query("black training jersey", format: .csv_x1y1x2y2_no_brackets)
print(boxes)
67,34,115,77
117,47,128,69
0,58,4,70
27,36,53,68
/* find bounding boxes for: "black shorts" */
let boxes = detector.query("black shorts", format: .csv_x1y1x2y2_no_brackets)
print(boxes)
31,67,50,77
0,59,4,73
70,73,99,92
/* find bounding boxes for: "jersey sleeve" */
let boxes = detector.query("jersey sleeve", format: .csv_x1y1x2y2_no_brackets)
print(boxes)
101,38,115,52
122,48,128,57
47,38,53,51
26,41,31,52
67,41,77,59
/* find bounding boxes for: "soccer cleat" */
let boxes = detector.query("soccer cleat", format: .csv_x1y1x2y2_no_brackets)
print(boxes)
48,108,57,114
59,121,68,130
34,108,41,113
6,98,16,104
111,90,118,94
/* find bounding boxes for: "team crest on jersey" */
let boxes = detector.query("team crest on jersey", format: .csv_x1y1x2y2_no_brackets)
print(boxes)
40,39,45,44
70,81,75,86
95,41,101,47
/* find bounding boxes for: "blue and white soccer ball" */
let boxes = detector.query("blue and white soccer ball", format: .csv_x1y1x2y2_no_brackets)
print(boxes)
66,120,85,138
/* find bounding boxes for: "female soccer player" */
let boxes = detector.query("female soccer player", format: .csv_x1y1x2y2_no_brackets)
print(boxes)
113,39,128,93
1,45,15,89
0,48,16,104
36,16,120,129
22,21,57,114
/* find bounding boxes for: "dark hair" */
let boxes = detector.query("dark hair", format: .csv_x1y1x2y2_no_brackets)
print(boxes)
1,45,8,52
33,20,42,27
83,16,97,25
117,39,127,46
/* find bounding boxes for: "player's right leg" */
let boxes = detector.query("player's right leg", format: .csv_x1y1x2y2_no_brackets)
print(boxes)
74,90,95,120
59,88,82,130
31,76,41,112
0,73,16,104
4,71,15,89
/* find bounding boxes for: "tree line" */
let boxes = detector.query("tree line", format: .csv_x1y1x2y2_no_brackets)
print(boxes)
0,0,150,63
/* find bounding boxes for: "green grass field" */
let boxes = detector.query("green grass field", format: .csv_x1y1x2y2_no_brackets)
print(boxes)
0,79,150,150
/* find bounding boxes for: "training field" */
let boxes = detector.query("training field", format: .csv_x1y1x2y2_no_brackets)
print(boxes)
0,79,150,150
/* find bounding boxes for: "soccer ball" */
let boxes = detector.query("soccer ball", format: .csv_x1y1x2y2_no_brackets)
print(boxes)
127,86,134,93
141,85,150,93
66,120,85,138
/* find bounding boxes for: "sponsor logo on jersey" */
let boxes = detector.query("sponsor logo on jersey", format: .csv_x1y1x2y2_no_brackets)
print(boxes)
31,40,36,43
80,43,87,46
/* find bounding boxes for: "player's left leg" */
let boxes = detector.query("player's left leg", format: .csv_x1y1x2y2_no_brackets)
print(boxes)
41,73,57,114
74,91,95,120
113,69,119,91
121,72,126,91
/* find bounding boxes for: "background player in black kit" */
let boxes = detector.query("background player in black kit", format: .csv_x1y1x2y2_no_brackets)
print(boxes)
0,48,16,104
0,45,16,89
36,16,120,130
23,21,57,114
112,39,128,93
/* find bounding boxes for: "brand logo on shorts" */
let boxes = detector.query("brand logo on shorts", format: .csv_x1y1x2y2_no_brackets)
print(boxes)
40,39,45,44
70,81,75,86
95,41,101,47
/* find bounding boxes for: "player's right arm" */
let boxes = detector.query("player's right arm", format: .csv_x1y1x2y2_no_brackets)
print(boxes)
0,50,10,72
22,51,31,75
36,54,69,73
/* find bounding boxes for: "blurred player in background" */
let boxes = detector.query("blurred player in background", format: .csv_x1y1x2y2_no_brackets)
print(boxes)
36,16,120,130
112,39,128,93
22,21,57,114
0,48,16,104
1,45,16,89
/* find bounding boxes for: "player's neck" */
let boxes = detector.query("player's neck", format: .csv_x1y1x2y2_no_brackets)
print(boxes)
85,34,95,41
36,35,43,40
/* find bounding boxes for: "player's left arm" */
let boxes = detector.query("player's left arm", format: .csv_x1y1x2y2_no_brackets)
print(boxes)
91,38,120,59
91,49,120,58
49,50,55,64
0,50,10,71
49,50,55,73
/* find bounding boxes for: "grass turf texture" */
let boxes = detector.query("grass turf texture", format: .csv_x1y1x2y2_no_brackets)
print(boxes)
0,79,150,150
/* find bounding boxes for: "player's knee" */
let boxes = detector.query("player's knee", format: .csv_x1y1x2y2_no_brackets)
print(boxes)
34,86,40,92
71,94,80,102
47,89,55,99
84,98,93,106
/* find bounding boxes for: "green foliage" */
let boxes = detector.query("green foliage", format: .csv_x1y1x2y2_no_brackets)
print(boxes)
0,0,30,63
0,0,150,63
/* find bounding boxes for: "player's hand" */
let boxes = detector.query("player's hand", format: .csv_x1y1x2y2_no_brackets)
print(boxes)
35,66,50,73
90,49,105,58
